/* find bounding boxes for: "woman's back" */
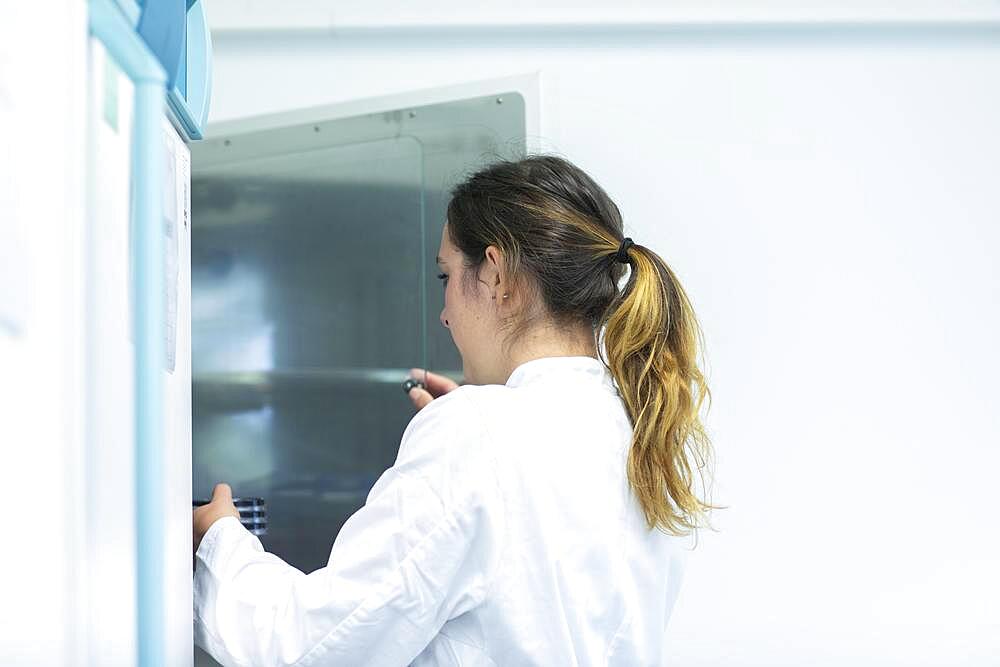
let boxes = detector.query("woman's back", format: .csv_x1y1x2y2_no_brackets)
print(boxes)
193,155,712,667
409,356,691,666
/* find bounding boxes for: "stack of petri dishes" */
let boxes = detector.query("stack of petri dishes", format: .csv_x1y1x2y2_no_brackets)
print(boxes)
193,496,267,536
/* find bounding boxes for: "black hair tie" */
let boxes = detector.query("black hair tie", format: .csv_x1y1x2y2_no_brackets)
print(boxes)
615,237,634,264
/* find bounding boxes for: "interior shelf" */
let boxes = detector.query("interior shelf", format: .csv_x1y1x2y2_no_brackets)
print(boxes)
193,367,463,411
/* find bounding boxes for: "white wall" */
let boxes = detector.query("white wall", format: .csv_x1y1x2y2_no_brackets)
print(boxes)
201,3,1000,664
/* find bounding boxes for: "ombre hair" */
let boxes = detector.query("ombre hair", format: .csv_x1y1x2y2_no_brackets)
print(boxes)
446,155,718,535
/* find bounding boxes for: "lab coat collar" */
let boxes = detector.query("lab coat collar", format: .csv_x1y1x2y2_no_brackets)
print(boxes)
505,355,618,394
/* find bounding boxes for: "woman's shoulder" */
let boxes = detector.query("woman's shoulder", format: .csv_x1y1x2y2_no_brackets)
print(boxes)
397,385,512,465
403,383,513,432
392,385,511,509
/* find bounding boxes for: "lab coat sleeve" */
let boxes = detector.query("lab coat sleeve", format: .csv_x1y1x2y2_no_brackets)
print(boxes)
193,388,506,667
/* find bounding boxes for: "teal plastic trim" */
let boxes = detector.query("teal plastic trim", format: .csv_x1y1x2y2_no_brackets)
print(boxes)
90,0,167,84
167,0,212,139
167,92,203,140
114,0,141,26
188,1,213,132
89,1,168,666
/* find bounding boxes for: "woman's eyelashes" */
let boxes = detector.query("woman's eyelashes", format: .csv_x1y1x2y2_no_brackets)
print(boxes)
436,272,449,287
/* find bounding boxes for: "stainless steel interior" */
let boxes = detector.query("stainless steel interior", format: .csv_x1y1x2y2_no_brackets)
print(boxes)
190,92,525,663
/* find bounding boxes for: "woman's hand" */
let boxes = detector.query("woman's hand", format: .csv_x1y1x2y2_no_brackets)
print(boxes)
406,368,460,411
194,483,241,555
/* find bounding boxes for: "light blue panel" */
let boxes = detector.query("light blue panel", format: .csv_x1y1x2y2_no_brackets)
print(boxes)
167,0,212,139
186,1,213,131
114,0,141,26
136,0,186,89
88,1,168,665
131,79,167,667
90,0,166,82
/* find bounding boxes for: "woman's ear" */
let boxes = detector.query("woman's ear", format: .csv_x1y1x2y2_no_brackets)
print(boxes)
483,245,508,298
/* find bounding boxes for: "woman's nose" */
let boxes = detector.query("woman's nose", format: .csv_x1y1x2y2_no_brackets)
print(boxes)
440,309,449,329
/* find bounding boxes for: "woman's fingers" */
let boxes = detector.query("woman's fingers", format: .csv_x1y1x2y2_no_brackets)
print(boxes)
407,385,434,411
405,368,461,411
193,482,242,554
212,483,233,504
408,368,460,397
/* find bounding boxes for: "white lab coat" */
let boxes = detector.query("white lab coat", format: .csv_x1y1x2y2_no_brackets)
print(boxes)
194,355,691,666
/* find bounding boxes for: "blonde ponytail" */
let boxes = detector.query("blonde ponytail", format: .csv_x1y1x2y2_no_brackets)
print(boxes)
599,241,718,535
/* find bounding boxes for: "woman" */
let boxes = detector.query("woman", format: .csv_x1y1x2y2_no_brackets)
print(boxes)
193,155,716,666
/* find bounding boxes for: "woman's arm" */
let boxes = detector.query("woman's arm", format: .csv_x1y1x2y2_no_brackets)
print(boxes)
193,389,504,667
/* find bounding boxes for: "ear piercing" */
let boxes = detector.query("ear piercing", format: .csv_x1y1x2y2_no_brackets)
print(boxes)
491,293,509,301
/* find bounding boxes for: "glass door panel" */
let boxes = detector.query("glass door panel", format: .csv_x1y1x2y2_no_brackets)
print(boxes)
192,137,424,575
191,87,526,666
